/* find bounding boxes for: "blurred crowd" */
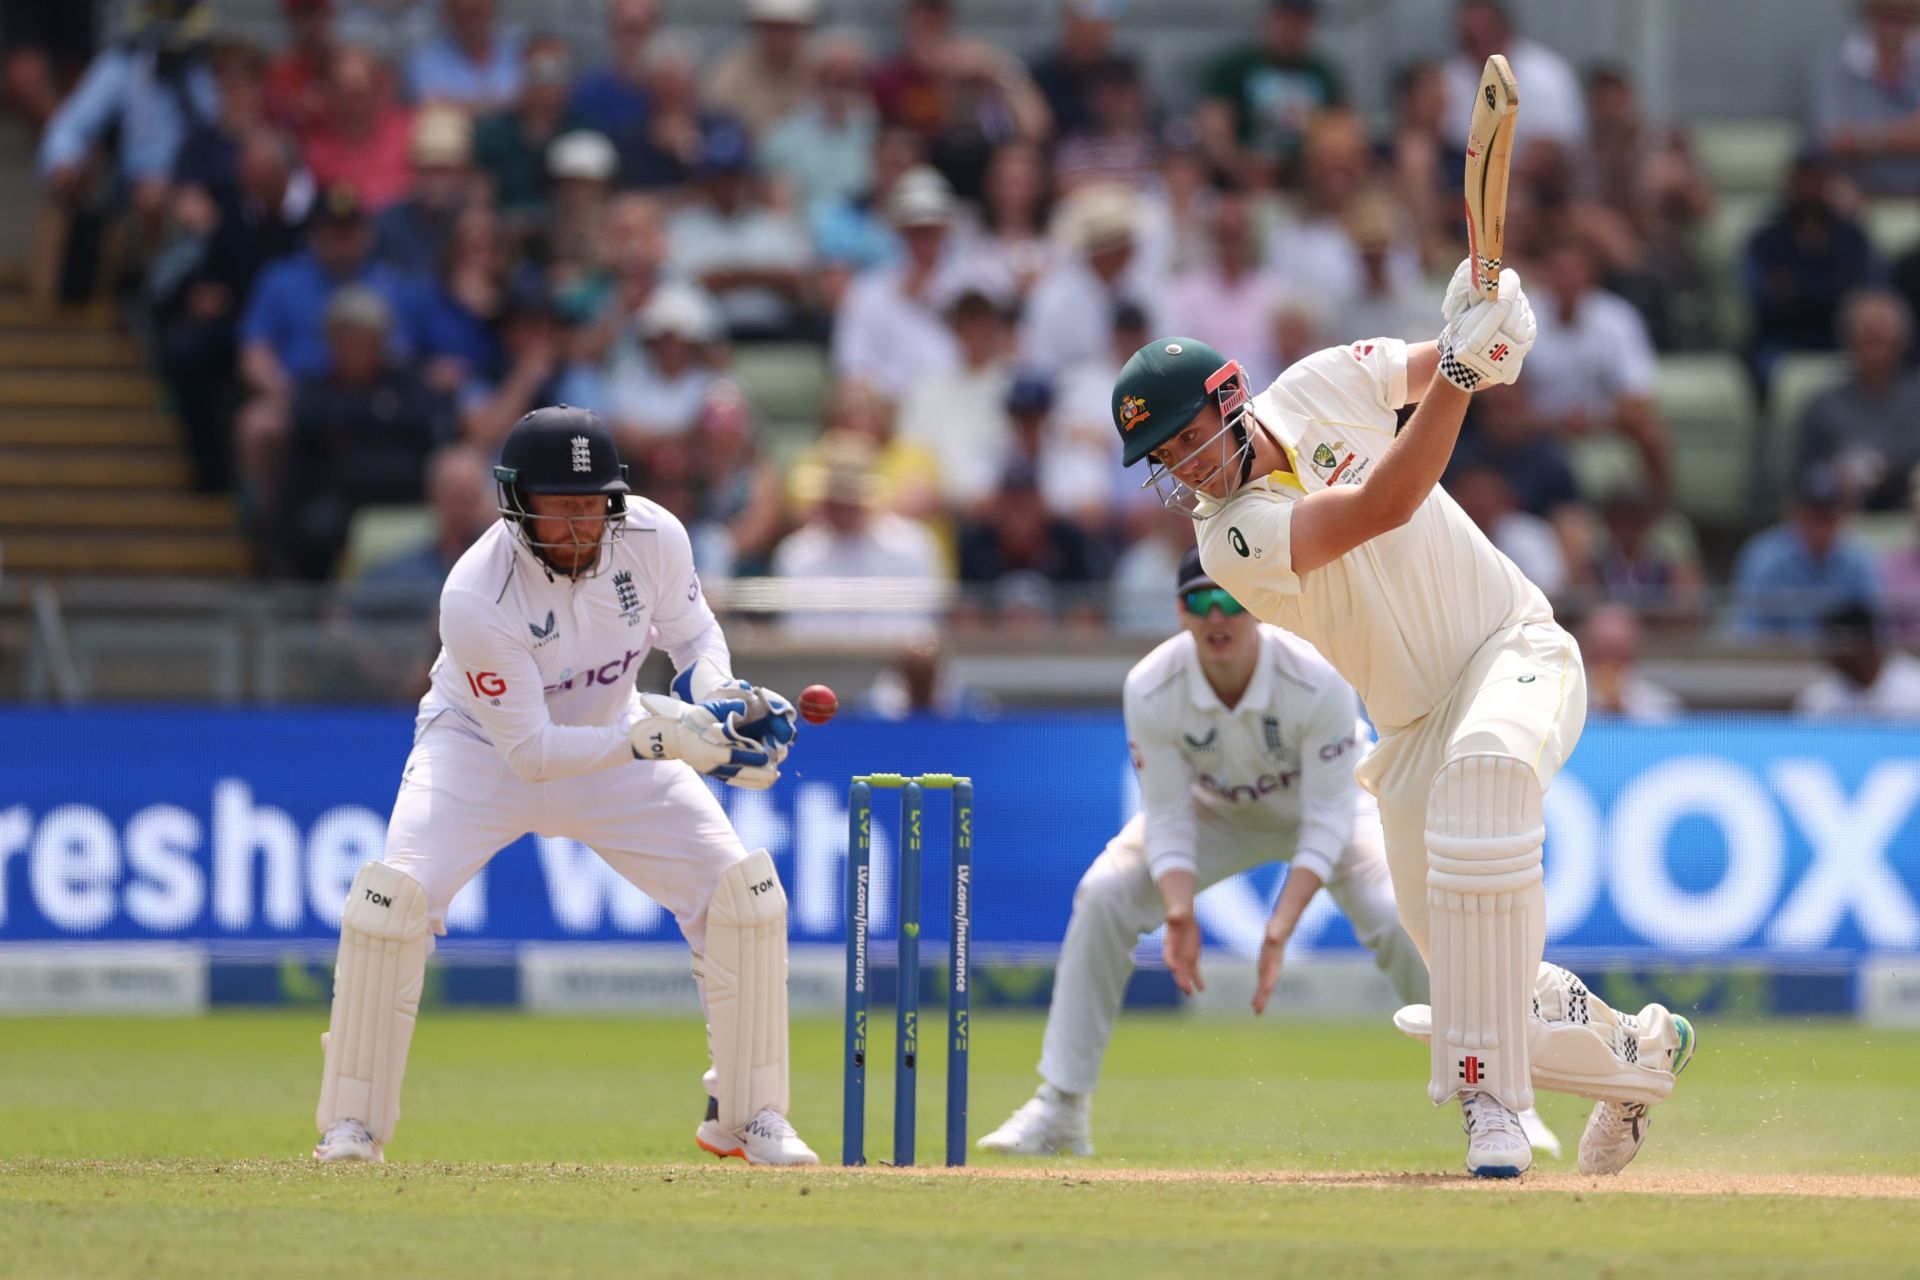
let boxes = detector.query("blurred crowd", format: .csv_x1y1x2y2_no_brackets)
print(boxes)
16,0,1920,716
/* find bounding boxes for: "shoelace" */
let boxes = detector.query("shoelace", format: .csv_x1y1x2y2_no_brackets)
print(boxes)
1462,1095,1524,1140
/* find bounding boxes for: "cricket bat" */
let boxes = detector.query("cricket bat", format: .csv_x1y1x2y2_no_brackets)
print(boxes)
1463,54,1519,301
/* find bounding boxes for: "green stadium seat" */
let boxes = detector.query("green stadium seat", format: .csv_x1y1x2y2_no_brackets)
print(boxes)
1864,200,1920,260
1654,353,1760,524
1692,120,1801,196
1847,511,1912,556
1766,352,1847,500
730,342,831,431
1698,191,1772,284
339,505,434,581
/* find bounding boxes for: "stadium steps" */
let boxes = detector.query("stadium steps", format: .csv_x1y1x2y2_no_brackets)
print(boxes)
0,280,252,578
0,531,250,575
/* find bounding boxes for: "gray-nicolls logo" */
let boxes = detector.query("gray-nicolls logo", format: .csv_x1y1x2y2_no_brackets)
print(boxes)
570,435,592,473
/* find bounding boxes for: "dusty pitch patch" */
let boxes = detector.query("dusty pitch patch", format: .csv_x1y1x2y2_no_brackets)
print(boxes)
848,1165,1920,1199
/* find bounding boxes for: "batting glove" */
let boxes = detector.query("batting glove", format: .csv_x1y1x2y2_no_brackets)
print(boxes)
1437,268,1535,392
1439,257,1477,328
630,692,780,790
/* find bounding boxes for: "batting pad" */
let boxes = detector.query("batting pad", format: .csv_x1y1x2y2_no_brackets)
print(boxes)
1425,754,1546,1111
701,849,790,1130
1392,966,1685,1107
1527,963,1684,1106
316,861,430,1145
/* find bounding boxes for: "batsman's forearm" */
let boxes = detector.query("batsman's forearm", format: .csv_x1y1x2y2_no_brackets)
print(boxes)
1365,372,1470,526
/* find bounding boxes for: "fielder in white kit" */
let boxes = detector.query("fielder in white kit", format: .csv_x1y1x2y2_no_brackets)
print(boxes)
1111,262,1696,1178
982,546,1492,1158
313,406,818,1166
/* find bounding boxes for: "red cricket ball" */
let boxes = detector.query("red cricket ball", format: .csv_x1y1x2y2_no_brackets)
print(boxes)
798,684,838,725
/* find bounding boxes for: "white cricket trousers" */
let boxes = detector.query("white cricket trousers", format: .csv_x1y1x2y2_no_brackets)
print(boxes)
385,721,750,950
1037,800,1428,1096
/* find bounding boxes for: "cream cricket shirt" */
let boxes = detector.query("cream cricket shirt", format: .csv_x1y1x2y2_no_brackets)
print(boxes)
414,499,734,782
1196,339,1553,734
1124,624,1366,884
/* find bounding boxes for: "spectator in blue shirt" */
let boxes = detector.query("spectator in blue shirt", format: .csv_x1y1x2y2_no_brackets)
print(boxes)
1731,467,1882,640
568,0,657,149
1744,151,1879,385
407,0,522,111
39,0,220,224
236,185,425,511
374,104,481,274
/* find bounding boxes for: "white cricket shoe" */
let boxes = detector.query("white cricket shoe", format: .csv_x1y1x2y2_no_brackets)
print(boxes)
975,1083,1093,1157
313,1119,382,1163
696,1107,821,1167
1518,1106,1562,1158
1578,1013,1696,1176
1461,1091,1531,1178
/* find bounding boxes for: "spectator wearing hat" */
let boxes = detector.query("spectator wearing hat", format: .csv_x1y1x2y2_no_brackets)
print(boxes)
1811,0,1920,197
898,290,1016,511
1732,468,1883,640
595,280,724,451
460,281,583,450
266,0,336,133
955,462,1103,614
1443,0,1586,149
472,34,576,220
832,164,1012,397
302,44,416,212
568,0,657,153
39,0,218,237
1795,288,1920,512
171,40,276,217
1744,152,1878,385
762,31,878,221
155,128,310,493
770,430,948,639
1020,182,1161,371
706,0,818,141
998,373,1111,529
1197,0,1341,187
1052,52,1157,195
408,0,522,111
235,184,427,510
544,129,621,288
281,284,455,579
1795,602,1920,717
1028,0,1121,140
374,103,480,274
667,118,813,340
1578,605,1682,722
809,125,930,283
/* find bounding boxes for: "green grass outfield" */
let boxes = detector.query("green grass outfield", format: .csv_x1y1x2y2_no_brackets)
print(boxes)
3,1012,1917,1278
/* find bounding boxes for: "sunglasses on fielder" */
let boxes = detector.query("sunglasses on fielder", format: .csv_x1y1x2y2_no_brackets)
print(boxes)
1181,587,1246,617
1142,360,1256,519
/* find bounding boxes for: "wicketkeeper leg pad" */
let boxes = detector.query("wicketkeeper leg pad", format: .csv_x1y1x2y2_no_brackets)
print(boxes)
1528,963,1685,1106
1425,753,1546,1110
698,848,790,1130
316,861,430,1145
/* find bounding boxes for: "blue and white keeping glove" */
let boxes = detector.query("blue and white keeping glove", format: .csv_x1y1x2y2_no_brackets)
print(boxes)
728,684,798,766
630,692,779,790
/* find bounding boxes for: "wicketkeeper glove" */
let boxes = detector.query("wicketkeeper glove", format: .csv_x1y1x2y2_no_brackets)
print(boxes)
630,692,780,790
1437,267,1535,392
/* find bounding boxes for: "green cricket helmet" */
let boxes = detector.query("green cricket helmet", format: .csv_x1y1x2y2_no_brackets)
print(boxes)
1112,337,1257,515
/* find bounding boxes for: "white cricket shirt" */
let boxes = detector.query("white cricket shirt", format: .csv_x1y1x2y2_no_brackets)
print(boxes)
1125,624,1366,885
1196,338,1554,733
415,500,733,782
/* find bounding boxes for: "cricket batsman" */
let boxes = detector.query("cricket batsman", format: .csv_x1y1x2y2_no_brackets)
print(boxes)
1109,263,1695,1178
982,547,1562,1159
312,405,818,1166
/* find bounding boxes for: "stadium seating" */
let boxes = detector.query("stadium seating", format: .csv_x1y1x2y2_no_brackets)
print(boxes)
338,506,436,582
1654,352,1761,524
1765,352,1847,502
1692,119,1800,196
